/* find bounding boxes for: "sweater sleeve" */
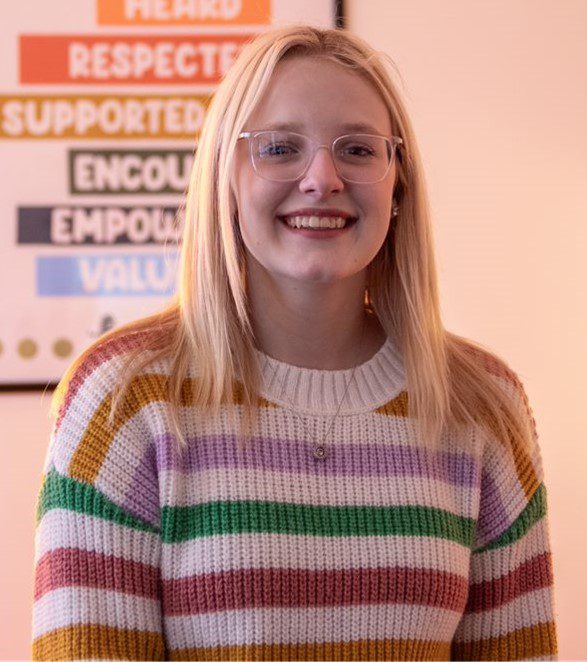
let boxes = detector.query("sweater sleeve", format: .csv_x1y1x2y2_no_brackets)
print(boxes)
31,350,167,660
451,373,558,660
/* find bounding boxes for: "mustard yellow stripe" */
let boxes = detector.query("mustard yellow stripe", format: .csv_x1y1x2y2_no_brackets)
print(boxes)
451,621,557,660
375,390,409,417
170,637,451,661
373,388,542,502
69,373,168,483
32,623,166,660
511,431,541,501
68,374,277,484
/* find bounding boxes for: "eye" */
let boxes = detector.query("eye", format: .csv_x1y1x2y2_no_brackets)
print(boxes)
260,141,298,157
340,143,376,158
255,131,305,161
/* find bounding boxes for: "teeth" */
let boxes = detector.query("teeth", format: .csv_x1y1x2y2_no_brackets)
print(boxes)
284,215,349,229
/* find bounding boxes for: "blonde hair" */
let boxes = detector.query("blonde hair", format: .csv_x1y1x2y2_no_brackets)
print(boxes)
52,24,537,457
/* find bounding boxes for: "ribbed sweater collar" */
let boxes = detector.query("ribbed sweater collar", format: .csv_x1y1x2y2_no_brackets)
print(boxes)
254,335,405,415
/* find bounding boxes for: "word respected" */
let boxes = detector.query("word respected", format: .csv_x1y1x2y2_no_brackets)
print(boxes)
69,40,239,81
20,35,249,84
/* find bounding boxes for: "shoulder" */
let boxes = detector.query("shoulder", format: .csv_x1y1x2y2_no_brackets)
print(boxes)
45,329,173,528
53,327,174,426
450,333,535,427
461,347,547,550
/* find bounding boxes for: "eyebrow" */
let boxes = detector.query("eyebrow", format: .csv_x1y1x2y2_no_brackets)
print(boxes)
261,121,386,134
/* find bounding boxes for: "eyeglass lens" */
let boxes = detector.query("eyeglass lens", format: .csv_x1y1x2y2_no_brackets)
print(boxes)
251,131,394,183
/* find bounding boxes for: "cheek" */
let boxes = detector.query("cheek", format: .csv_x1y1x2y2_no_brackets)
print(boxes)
359,189,393,229
236,180,292,229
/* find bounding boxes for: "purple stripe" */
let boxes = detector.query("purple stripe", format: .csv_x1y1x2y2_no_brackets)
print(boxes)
123,442,160,526
154,434,480,487
476,468,512,545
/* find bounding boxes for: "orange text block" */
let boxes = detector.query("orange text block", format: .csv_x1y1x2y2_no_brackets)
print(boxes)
20,34,253,85
0,95,210,139
97,0,270,24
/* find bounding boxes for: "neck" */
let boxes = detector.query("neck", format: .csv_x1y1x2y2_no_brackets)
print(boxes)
246,261,387,370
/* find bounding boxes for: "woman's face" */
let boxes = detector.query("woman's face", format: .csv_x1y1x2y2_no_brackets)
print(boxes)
231,55,397,287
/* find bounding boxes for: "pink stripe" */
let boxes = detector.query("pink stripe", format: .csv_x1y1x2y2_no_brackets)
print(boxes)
55,331,151,432
465,552,554,612
162,566,469,615
34,548,160,601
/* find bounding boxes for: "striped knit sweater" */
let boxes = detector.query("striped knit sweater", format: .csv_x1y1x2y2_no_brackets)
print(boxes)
32,332,558,660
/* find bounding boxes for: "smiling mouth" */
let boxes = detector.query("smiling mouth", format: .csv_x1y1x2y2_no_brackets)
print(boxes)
278,214,358,230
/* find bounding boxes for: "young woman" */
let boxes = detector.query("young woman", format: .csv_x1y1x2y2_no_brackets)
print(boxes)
32,25,558,661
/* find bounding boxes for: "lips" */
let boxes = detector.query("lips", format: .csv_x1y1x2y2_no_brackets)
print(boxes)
279,208,356,220
276,208,359,236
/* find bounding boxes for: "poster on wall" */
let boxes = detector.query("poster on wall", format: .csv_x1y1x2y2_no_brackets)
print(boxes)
0,0,339,388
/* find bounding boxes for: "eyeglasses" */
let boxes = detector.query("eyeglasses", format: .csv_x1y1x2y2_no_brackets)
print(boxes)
238,130,403,184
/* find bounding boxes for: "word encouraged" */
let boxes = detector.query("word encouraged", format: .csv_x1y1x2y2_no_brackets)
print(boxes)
97,0,270,25
0,95,207,139
20,35,250,84
69,149,193,194
18,206,183,245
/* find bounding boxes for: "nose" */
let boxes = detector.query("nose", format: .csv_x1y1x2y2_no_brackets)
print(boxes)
298,146,344,197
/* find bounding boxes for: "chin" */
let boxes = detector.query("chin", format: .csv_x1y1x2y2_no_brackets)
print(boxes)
289,268,352,284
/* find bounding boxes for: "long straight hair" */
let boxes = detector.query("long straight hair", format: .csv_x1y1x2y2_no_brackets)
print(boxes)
53,25,537,458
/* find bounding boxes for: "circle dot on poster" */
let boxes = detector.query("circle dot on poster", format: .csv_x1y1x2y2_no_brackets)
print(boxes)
19,338,38,359
53,338,73,359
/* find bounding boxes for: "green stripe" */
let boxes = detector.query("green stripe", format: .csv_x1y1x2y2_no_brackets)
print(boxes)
36,468,159,534
476,483,547,553
161,501,475,546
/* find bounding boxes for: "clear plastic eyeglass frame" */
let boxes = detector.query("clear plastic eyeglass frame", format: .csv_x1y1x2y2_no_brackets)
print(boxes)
238,130,403,184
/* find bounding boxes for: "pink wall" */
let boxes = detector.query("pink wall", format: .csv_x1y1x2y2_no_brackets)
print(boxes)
1,392,53,659
347,1,587,659
2,0,586,658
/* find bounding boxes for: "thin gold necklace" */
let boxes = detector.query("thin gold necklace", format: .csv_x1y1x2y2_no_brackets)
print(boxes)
263,314,367,460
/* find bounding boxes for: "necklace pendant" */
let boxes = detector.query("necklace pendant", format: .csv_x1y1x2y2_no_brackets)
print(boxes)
313,445,327,460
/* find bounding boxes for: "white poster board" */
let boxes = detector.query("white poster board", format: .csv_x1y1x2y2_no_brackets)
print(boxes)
0,0,338,387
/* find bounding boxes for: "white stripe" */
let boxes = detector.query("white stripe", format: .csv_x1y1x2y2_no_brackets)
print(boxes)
470,518,552,581
164,602,462,649
160,532,470,579
32,586,162,639
34,509,160,565
55,353,139,447
160,466,477,515
452,587,555,640
174,402,480,453
97,401,165,516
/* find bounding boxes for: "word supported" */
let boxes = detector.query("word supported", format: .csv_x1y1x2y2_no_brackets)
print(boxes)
0,95,207,139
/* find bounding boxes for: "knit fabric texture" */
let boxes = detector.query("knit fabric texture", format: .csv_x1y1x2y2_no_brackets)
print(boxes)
32,332,558,660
